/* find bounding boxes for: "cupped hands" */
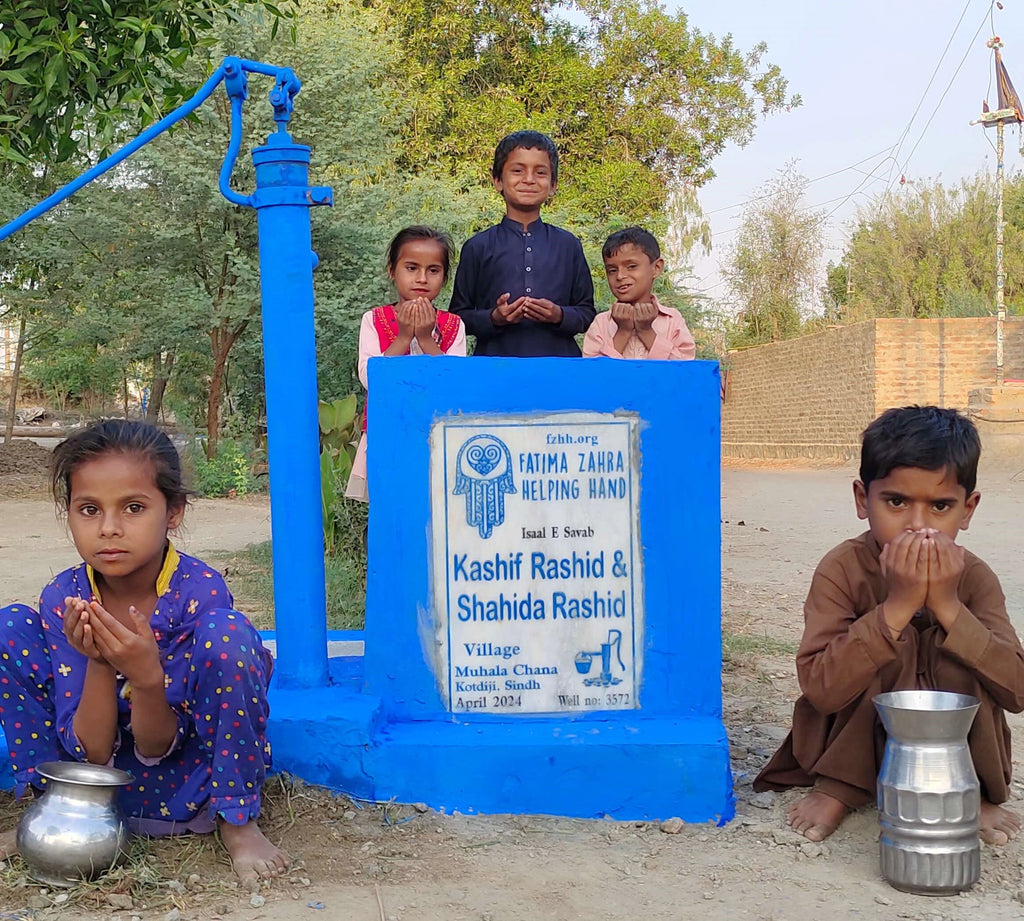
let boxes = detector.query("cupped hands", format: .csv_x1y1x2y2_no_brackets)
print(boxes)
880,529,965,636
396,297,436,340
63,597,164,688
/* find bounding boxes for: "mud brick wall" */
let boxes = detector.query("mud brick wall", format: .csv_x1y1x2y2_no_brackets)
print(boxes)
721,318,1024,460
722,322,876,459
873,318,1024,411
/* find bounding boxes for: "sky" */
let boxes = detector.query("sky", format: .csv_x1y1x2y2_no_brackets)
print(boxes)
672,0,1024,304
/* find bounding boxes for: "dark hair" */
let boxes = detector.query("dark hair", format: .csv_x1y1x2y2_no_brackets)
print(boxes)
602,227,661,262
51,419,189,513
491,131,559,183
860,406,981,495
386,226,455,283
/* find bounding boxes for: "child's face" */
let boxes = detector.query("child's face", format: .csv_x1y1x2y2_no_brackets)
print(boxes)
853,465,979,549
67,452,184,588
603,243,664,304
389,239,447,304
493,147,555,213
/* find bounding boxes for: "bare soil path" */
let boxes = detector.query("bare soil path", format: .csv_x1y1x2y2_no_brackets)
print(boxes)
0,496,272,608
2,459,1024,921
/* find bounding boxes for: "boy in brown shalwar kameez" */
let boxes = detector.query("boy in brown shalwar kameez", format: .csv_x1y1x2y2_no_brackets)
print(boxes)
754,406,1024,845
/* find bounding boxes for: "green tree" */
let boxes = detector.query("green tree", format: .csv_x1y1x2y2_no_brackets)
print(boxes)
663,181,712,289
11,6,492,446
6,0,772,440
0,163,89,434
0,0,291,164
840,173,1022,320
724,163,824,346
366,0,797,229
821,260,848,323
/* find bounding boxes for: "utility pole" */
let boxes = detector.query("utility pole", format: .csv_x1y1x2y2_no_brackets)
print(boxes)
973,36,1023,385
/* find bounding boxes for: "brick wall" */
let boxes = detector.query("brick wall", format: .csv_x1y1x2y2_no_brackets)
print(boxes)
722,317,1024,460
722,322,876,458
874,318,1024,411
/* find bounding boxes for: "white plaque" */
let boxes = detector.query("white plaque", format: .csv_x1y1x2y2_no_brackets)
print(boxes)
430,413,643,714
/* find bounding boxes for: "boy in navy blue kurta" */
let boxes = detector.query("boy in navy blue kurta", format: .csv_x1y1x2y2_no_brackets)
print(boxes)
449,130,595,356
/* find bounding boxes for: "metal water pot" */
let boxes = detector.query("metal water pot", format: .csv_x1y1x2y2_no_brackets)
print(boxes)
874,690,981,895
17,761,133,887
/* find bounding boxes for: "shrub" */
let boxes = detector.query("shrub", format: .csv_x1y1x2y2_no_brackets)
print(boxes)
190,438,260,497
319,396,361,555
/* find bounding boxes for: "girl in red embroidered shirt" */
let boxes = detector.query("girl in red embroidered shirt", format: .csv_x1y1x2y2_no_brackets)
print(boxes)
346,226,466,501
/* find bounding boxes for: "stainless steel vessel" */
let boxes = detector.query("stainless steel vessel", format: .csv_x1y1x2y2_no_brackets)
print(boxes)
874,690,981,895
17,761,133,887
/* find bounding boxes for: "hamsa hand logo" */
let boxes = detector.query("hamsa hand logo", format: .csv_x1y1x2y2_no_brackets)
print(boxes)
453,434,516,539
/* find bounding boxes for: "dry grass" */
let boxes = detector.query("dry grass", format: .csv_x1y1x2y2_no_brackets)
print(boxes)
0,774,352,917
211,541,367,632
722,631,798,663
210,545,277,630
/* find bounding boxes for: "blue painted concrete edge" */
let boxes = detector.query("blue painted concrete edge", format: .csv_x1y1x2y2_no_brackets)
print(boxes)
368,715,734,822
266,679,735,823
260,629,364,644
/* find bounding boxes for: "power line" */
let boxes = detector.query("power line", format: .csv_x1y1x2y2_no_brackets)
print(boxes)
704,146,895,217
789,0,977,231
820,4,992,224
820,158,902,223
809,2,992,229
881,0,978,194
702,1,991,243
693,1,1000,299
708,176,893,242
883,3,992,197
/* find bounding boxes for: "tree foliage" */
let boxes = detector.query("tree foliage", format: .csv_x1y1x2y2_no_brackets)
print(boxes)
366,0,797,229
0,0,291,163
2,0,795,441
724,164,825,347
821,260,848,323
663,181,712,287
5,7,491,442
838,173,1022,321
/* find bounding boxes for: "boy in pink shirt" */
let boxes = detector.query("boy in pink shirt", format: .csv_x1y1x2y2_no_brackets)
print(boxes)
582,227,696,360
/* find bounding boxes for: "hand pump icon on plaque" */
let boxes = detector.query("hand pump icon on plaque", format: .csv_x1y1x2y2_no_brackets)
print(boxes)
575,630,625,687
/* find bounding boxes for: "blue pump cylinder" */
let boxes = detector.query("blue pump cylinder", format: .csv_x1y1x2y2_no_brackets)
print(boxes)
251,135,329,688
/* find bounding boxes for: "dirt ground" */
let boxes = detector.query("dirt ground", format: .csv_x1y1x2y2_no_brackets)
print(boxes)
3,443,1024,921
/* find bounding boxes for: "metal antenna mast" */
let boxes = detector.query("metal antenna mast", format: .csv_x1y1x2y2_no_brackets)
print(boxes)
973,35,1023,385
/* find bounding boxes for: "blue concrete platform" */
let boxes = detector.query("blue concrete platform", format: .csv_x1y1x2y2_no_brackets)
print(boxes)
267,649,732,820
266,358,735,823
366,714,731,820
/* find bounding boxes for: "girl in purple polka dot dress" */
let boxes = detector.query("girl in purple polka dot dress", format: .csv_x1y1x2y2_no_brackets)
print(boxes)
0,420,288,881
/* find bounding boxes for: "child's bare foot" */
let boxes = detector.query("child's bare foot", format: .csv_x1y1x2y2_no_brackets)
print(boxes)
979,800,1021,846
218,819,290,881
786,790,851,842
0,829,17,860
